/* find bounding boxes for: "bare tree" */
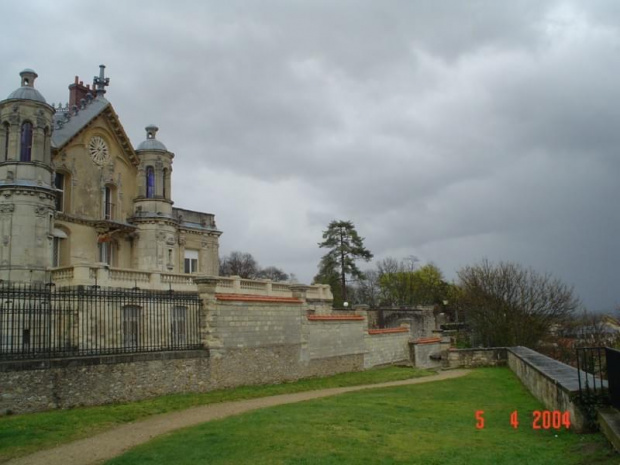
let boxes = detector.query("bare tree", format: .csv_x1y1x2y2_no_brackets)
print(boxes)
256,266,289,282
219,251,259,279
457,259,580,348
352,270,381,307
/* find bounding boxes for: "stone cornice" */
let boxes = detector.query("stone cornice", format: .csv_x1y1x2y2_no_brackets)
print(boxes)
56,213,137,233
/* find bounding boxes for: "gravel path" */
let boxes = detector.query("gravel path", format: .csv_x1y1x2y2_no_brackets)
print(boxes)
8,369,470,465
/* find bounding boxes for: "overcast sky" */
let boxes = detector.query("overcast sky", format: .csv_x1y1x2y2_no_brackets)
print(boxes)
2,0,619,311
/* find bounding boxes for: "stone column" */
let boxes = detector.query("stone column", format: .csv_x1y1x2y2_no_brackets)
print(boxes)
353,304,369,329
232,275,241,292
194,276,221,352
291,284,311,319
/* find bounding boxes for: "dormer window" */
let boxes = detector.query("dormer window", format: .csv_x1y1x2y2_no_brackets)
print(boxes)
20,121,32,161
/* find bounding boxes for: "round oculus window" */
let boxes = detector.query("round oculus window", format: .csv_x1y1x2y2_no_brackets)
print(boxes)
88,136,110,165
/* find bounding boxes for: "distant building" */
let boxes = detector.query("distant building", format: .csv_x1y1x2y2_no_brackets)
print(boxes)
0,66,221,286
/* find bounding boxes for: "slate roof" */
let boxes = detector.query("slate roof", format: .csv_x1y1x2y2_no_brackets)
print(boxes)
136,138,167,151
6,86,47,103
51,97,110,148
50,96,139,166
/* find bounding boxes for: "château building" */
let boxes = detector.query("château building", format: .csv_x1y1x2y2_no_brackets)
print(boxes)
0,66,221,287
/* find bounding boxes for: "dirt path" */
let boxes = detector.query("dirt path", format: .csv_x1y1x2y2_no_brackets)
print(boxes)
8,369,471,465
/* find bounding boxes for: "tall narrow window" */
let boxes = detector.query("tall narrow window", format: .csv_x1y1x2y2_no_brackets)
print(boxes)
146,166,155,198
162,168,168,198
52,237,61,267
52,228,68,267
20,121,32,161
3,123,8,161
98,241,114,266
184,249,199,274
55,173,65,212
43,126,49,159
104,186,113,220
122,306,140,349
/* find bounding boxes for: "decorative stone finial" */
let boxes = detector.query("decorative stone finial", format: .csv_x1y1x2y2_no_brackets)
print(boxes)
20,69,38,87
146,125,159,140
93,64,110,96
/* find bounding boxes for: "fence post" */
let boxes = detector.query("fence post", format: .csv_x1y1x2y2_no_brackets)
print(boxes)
194,276,222,353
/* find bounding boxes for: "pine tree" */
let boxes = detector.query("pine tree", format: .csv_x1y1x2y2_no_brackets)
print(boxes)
316,220,373,304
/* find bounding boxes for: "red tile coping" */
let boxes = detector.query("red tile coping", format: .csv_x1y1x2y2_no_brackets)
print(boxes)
307,315,365,321
215,294,302,304
368,328,409,335
414,337,442,344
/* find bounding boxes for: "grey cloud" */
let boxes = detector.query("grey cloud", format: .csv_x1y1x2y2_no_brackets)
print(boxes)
1,0,619,310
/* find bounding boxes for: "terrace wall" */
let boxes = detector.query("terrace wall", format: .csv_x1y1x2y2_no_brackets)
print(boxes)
0,351,211,414
507,346,590,433
0,278,417,414
446,348,508,368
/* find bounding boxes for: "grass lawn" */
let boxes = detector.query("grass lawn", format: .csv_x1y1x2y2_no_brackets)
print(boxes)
0,365,431,461
106,368,617,465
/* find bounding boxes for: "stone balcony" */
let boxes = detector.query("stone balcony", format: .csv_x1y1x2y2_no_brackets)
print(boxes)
49,264,333,302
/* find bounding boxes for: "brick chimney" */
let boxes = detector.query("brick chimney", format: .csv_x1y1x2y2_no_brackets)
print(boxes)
68,76,91,107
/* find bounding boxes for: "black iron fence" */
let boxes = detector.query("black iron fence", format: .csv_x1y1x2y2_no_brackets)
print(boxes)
0,282,203,360
606,347,620,409
576,347,609,403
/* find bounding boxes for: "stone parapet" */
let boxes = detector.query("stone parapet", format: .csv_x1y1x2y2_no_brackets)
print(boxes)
50,267,333,302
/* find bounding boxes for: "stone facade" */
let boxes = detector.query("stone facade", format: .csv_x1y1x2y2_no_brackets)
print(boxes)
0,66,221,287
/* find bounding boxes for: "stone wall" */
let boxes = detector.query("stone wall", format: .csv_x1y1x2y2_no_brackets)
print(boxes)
411,338,444,369
364,328,410,369
0,351,211,415
507,346,590,433
305,316,366,360
211,301,303,349
446,348,508,369
0,281,413,414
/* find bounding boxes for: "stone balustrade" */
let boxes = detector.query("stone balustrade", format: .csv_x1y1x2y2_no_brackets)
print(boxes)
50,266,332,301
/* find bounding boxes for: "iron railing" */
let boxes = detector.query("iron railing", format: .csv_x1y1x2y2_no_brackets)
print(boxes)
606,347,620,409
576,347,609,403
0,282,202,360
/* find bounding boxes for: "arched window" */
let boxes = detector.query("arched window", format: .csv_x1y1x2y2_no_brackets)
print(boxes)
20,121,33,162
3,122,9,161
146,166,155,198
